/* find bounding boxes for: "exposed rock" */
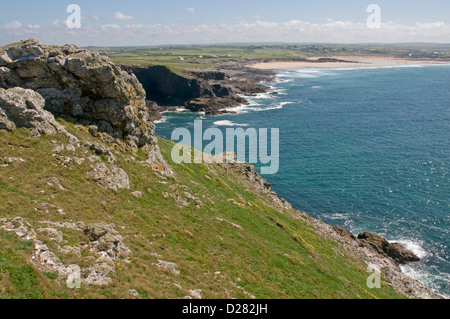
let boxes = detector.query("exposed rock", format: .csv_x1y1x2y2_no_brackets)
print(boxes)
189,289,202,299
0,87,65,137
128,289,139,299
332,226,357,241
47,177,66,191
162,190,202,208
37,227,63,243
311,221,441,299
84,223,132,258
132,191,143,198
357,232,420,264
387,243,421,264
86,142,117,163
89,162,130,191
0,157,25,167
59,245,82,257
39,220,85,232
155,260,180,275
0,217,37,240
52,143,76,153
1,217,132,287
85,265,113,286
122,65,267,116
0,39,170,173
0,217,69,276
31,239,70,276
216,217,243,230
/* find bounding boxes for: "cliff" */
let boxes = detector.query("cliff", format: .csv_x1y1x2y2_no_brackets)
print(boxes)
121,64,273,116
0,40,441,299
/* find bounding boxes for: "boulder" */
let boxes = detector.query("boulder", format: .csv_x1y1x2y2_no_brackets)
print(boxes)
84,223,132,258
358,232,420,265
88,162,130,191
387,243,421,264
0,87,65,136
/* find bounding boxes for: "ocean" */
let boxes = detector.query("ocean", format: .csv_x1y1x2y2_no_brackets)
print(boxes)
155,64,450,298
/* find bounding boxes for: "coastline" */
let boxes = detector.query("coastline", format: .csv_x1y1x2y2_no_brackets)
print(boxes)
125,54,446,299
226,62,445,299
248,56,450,70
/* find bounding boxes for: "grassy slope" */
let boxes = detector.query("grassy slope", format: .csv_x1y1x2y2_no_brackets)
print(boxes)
0,121,405,299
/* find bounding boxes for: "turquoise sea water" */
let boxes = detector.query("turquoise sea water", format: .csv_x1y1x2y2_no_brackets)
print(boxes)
156,64,450,298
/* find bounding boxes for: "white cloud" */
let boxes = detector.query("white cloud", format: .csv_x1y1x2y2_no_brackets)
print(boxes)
52,20,63,26
1,19,450,47
114,12,136,21
1,21,22,30
187,7,195,15
101,24,120,30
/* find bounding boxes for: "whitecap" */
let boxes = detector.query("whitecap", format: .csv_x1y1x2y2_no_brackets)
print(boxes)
154,116,167,124
213,120,249,127
254,101,294,112
390,238,428,259
400,264,450,299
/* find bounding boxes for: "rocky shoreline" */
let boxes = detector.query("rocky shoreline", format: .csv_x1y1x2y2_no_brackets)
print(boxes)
225,160,443,299
121,62,275,119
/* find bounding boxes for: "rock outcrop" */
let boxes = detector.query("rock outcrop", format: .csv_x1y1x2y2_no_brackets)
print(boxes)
0,39,169,174
357,232,421,265
122,65,271,116
84,223,132,259
0,217,132,287
316,223,440,299
0,87,65,136
88,162,130,191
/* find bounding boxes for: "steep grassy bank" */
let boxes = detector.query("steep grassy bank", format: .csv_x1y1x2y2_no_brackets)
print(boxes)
0,122,405,299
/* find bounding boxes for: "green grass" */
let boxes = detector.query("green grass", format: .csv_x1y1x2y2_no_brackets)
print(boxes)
0,123,406,299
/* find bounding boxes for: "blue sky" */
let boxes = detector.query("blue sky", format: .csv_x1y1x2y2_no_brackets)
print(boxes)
1,0,450,46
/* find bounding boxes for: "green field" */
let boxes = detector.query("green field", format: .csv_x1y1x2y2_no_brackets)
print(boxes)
104,44,450,73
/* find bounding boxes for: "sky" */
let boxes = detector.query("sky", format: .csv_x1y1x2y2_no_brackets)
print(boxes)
1,0,450,46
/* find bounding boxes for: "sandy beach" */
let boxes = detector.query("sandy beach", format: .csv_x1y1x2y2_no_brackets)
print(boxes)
249,56,450,69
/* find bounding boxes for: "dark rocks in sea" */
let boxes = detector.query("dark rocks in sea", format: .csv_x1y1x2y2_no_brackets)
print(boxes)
357,232,421,265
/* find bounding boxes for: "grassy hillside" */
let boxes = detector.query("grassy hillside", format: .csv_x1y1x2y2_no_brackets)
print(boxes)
0,121,405,299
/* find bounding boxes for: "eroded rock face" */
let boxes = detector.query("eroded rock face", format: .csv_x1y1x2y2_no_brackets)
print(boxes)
0,39,156,152
0,87,65,136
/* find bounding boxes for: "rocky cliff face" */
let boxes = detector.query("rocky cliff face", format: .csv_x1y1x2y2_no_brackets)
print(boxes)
0,38,169,173
0,87,65,137
122,65,270,116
